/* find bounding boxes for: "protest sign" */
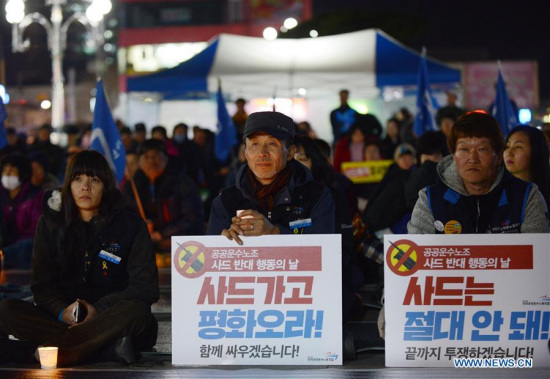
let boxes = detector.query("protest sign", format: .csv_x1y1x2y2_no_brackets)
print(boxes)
384,234,550,367
172,234,342,365
341,160,393,183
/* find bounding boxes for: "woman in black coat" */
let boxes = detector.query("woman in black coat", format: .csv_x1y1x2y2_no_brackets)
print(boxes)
0,150,159,366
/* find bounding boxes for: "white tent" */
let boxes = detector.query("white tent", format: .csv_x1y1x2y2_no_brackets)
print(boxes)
122,29,460,140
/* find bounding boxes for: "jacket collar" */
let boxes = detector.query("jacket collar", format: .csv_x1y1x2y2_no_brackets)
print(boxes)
235,160,313,203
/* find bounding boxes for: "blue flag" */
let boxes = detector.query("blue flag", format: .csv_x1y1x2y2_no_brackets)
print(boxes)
90,79,126,183
492,66,519,137
214,86,238,162
413,53,439,138
0,96,8,150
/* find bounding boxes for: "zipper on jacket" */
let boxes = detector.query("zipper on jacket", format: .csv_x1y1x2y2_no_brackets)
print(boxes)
83,250,89,282
267,211,272,220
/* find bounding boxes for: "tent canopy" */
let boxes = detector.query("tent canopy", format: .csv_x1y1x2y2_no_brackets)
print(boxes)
127,29,461,100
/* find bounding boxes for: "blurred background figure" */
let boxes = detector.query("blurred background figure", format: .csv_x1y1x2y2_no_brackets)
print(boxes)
504,125,550,207
29,124,65,180
330,89,359,144
151,125,180,159
364,140,382,161
333,123,370,173
0,154,44,269
171,122,206,186
120,126,137,153
77,125,92,150
133,123,147,148
405,131,449,211
296,121,318,139
436,90,466,126
361,143,416,235
395,107,416,147
122,139,204,255
120,150,139,189
313,138,359,217
380,117,401,159
0,128,27,160
29,151,61,191
224,141,246,189
232,98,248,141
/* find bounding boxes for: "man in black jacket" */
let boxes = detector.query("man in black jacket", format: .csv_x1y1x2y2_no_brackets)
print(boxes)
207,111,335,244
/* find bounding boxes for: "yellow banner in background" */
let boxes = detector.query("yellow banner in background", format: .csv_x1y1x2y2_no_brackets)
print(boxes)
341,160,393,183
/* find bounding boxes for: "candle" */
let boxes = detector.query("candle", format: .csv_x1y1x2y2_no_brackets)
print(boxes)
38,346,58,369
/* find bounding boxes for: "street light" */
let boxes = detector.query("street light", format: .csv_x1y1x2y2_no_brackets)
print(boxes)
5,0,112,129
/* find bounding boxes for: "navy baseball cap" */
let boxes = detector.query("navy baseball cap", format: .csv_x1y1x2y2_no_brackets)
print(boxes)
242,111,295,141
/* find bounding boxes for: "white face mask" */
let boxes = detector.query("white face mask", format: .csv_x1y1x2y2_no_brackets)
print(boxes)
2,175,21,191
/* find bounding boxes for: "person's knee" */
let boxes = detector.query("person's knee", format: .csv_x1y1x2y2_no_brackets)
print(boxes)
0,299,24,317
0,299,30,329
118,299,150,316
105,299,153,328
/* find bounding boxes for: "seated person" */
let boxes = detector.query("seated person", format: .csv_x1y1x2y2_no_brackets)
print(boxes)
122,139,204,252
0,150,159,366
408,111,549,234
0,153,44,269
207,111,335,244
404,131,448,211
503,125,550,207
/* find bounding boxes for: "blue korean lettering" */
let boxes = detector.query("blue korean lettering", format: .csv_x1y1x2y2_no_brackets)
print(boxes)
433,311,464,340
509,311,550,341
404,311,435,341
471,310,503,341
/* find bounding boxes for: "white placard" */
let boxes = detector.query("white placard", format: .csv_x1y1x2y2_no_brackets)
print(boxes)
384,234,550,367
172,234,342,365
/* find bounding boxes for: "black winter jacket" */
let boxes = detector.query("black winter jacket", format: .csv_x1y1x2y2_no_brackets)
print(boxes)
206,160,335,235
31,190,159,318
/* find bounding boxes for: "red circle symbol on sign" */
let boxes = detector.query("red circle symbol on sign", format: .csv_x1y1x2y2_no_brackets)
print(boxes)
386,239,422,276
173,241,209,278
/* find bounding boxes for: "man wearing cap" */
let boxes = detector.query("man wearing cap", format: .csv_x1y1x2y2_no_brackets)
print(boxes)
408,111,549,234
122,139,204,252
207,111,335,244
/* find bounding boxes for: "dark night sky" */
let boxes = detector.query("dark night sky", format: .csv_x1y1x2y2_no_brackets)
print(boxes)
313,0,550,102
3,1,550,103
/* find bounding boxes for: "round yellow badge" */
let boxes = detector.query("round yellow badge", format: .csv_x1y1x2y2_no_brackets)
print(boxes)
444,220,462,234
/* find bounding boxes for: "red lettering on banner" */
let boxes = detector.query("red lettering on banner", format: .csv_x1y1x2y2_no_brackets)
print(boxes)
433,277,463,305
464,276,494,306
403,276,494,306
197,277,217,304
257,276,286,304
197,275,315,305
285,276,314,304
226,277,255,304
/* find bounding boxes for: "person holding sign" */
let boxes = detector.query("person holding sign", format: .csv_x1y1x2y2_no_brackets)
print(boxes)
0,151,159,366
408,111,549,234
207,111,335,245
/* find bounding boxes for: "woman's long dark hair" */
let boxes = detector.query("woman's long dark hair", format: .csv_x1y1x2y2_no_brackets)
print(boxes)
58,150,124,269
506,125,550,206
61,150,122,226
294,135,336,185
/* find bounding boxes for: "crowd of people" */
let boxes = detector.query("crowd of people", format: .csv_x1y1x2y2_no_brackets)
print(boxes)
0,91,548,366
